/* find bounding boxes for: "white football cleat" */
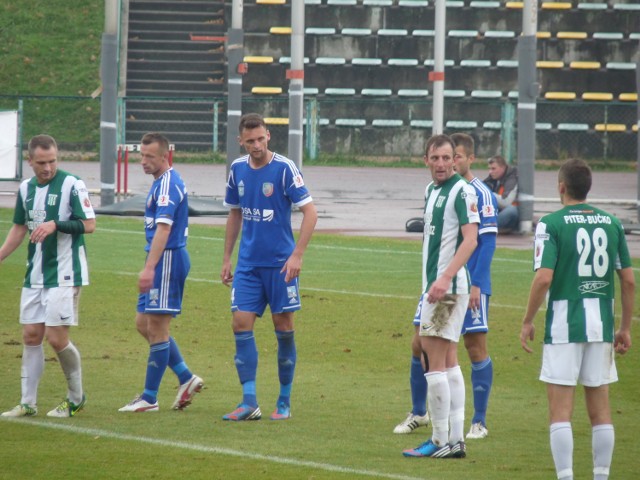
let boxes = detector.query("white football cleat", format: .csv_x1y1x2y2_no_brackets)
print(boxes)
118,395,159,413
393,412,430,434
466,422,489,439
172,375,204,410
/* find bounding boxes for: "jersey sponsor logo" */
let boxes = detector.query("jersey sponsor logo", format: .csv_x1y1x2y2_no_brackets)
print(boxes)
262,182,274,197
242,207,262,221
482,204,495,217
262,209,274,222
578,280,609,295
47,194,58,206
293,174,304,188
158,194,169,207
425,224,436,236
238,180,245,197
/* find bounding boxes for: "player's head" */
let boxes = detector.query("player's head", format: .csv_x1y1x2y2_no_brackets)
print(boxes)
558,158,591,202
27,134,58,184
424,134,456,185
238,113,271,163
451,133,475,178
140,132,170,178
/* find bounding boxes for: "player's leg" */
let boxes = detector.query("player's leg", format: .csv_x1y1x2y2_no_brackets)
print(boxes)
141,312,172,404
446,344,465,456
2,288,46,417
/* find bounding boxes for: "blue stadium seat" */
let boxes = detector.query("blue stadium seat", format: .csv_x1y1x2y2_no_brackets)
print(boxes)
460,59,492,67
316,57,347,65
606,62,636,70
444,90,466,98
497,60,519,68
305,27,336,35
577,2,607,10
304,0,322,4
484,30,516,38
378,29,409,36
279,57,310,64
483,121,503,129
424,59,455,67
327,0,356,5
302,87,320,95
413,29,435,37
399,0,430,6
535,123,553,130
593,32,624,41
471,90,502,99
446,1,465,7
448,30,479,38
363,0,393,5
303,117,331,126
470,1,500,7
613,3,640,10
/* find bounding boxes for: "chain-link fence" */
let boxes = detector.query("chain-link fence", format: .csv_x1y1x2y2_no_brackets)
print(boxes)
1,94,636,164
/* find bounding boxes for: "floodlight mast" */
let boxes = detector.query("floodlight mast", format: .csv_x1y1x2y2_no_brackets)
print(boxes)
226,0,244,177
431,0,446,135
288,0,305,169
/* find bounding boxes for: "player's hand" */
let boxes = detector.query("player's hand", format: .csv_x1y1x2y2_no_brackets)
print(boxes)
468,285,481,310
281,252,302,283
138,266,154,293
29,220,56,243
520,322,535,353
426,275,451,303
220,262,233,287
614,329,632,354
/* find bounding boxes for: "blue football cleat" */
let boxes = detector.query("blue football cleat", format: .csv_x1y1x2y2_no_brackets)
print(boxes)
403,439,451,458
222,404,262,421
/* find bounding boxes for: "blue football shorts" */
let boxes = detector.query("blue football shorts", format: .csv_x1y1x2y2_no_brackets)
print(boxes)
137,247,190,316
231,266,301,316
461,293,490,335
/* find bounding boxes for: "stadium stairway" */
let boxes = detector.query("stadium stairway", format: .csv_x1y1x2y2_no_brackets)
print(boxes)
124,0,227,149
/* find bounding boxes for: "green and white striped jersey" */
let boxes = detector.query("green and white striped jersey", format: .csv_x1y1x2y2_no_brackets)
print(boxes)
422,173,480,294
534,204,631,344
13,169,95,288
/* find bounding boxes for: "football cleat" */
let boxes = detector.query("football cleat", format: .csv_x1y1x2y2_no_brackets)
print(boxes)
222,404,262,421
172,375,204,410
47,395,86,418
403,439,452,458
393,412,430,434
270,402,291,420
466,422,488,439
1,404,37,417
118,395,159,413
449,441,467,458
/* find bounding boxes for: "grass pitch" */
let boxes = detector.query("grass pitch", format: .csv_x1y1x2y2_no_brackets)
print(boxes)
0,210,638,479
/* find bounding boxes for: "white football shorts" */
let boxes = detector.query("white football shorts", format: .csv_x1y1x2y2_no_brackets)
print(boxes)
20,286,81,327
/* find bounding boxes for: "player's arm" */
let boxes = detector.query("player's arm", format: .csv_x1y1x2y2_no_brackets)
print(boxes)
0,224,28,263
468,232,496,310
221,208,242,286
282,201,318,283
614,266,635,354
138,222,171,293
520,267,553,353
428,222,478,303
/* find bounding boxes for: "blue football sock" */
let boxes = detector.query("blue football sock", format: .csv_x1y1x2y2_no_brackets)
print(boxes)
168,337,193,385
235,331,258,407
471,356,493,426
142,341,170,404
275,330,296,406
410,355,427,416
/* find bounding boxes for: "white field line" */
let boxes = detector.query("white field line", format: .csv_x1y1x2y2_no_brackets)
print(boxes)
1,418,425,480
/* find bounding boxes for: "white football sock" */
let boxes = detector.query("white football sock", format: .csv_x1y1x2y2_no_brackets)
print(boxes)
57,342,83,405
425,371,450,447
592,424,614,480
21,344,45,407
447,365,465,444
550,422,574,480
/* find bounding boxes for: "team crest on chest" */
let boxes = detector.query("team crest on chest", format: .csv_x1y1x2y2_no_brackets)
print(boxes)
262,182,274,197
47,194,58,206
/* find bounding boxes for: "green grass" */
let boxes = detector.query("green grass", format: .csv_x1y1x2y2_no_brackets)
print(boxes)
0,210,638,479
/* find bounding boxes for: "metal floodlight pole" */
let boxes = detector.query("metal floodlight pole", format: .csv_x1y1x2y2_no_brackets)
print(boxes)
516,0,538,234
99,0,119,206
287,0,305,168
226,0,244,176
636,62,639,223
431,0,446,135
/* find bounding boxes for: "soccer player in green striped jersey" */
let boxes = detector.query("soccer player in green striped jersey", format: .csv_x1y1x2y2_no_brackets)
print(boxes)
0,134,95,418
520,158,634,480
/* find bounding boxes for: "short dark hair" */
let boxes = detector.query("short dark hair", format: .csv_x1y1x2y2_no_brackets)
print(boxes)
425,134,455,157
559,158,591,201
141,132,170,153
28,134,57,159
239,113,267,133
487,155,507,168
450,133,474,157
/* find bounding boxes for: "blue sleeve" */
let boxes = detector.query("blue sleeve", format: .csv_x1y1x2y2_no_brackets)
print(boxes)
470,232,496,290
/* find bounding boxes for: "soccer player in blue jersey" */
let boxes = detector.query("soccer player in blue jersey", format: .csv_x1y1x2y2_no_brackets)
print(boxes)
220,113,317,421
394,134,497,441
521,159,634,480
119,133,203,412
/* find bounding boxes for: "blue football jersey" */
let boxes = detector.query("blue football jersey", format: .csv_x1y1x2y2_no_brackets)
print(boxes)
144,168,189,251
467,177,498,295
224,153,313,267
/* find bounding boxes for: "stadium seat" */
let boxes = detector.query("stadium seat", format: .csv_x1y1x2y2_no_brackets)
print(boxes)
595,124,626,132
582,92,613,101
302,87,319,95
363,0,393,5
471,90,502,99
305,27,336,35
469,1,500,8
372,119,404,127
424,59,455,67
630,33,640,40
558,123,589,131
316,57,347,65
361,88,393,96
446,1,465,7
619,93,638,102
577,2,607,10
449,30,479,38
244,56,274,64
279,57,310,64
388,58,419,66
444,90,466,98
264,117,289,125
410,120,434,128
542,2,572,10
335,118,367,127
342,28,372,36
484,30,516,38
508,90,519,99
413,29,435,37
569,61,601,69
399,0,430,6
536,32,552,39
460,59,492,67
270,27,292,35
557,32,588,40
325,88,356,95
327,0,356,5
613,3,640,10
536,123,553,130
302,117,330,126
257,0,286,4
378,29,409,36
446,120,478,129
398,89,429,97
593,32,624,40
544,92,577,100
634,125,639,133
606,62,636,70
506,1,523,8
251,87,283,95
304,0,321,4
497,60,519,68
537,60,564,68
352,58,383,66
483,121,502,130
